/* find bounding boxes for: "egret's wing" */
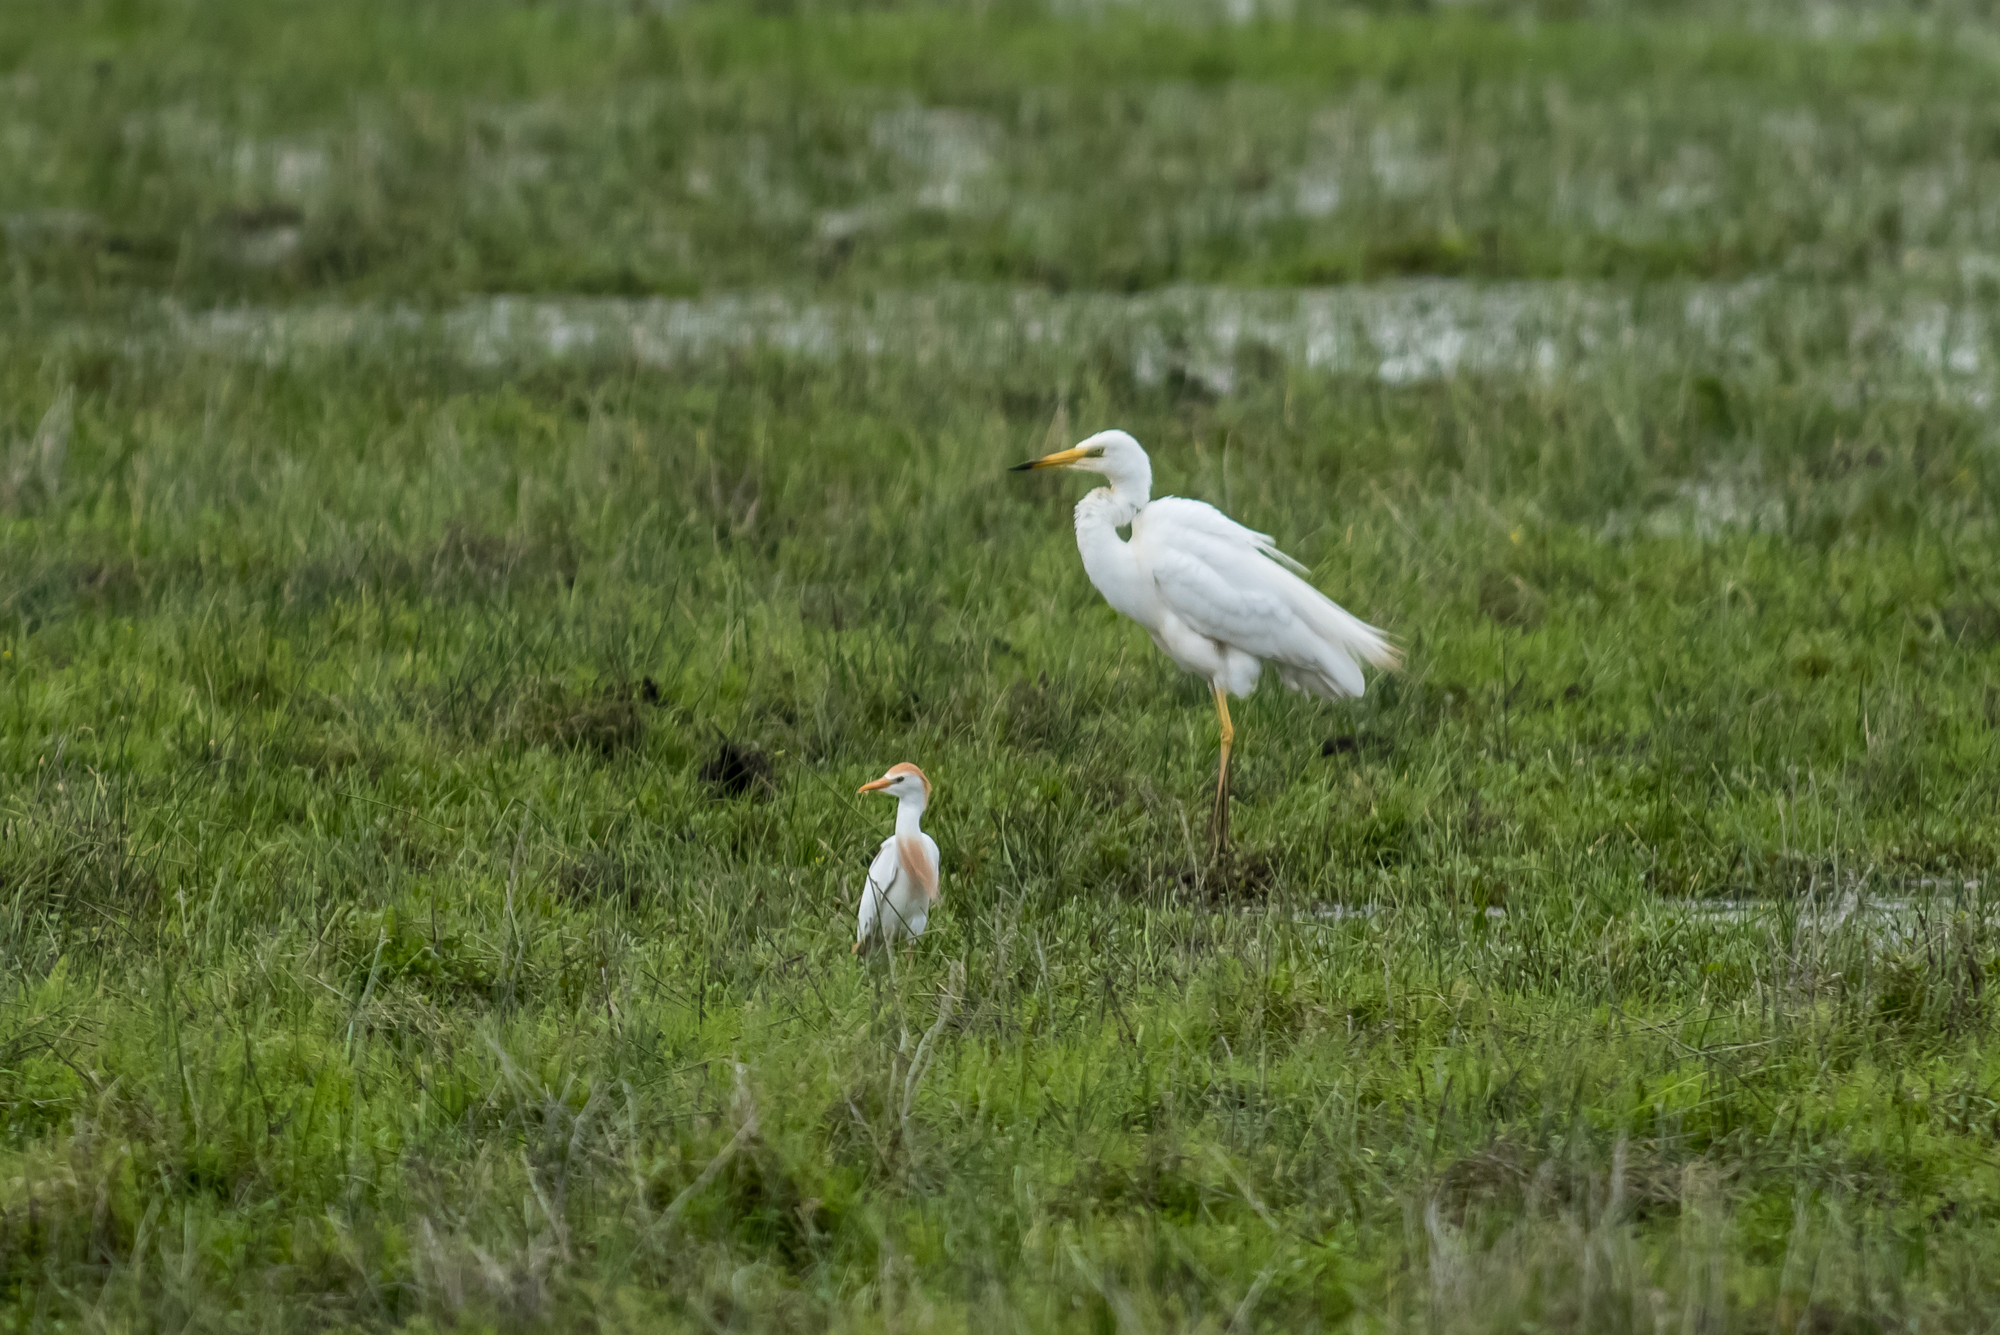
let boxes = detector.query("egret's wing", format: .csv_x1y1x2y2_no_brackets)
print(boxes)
1134,502,1396,698
1142,497,1311,575
1144,540,1337,677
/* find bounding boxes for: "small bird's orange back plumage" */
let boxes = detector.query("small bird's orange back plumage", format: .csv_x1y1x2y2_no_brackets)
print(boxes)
897,835,939,903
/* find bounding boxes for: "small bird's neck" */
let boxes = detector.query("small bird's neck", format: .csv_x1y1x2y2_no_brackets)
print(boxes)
894,798,927,837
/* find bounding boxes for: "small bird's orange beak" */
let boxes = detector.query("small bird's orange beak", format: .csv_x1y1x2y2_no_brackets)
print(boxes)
1010,445,1093,472
857,776,893,794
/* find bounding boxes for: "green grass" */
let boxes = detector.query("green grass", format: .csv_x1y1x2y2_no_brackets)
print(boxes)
11,0,2000,303
7,1,2000,1330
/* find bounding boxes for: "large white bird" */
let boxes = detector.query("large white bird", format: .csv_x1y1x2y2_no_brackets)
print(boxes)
1012,429,1396,848
853,762,940,956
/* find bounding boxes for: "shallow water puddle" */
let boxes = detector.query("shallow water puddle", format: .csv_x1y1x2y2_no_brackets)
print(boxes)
1657,889,1997,947
138,279,1997,400
1236,892,1996,949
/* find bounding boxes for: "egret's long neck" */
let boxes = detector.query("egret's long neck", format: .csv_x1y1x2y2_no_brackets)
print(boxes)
894,796,928,837
1074,487,1152,622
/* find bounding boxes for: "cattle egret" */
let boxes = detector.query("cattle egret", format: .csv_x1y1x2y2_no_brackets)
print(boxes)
853,763,940,956
1012,429,1395,849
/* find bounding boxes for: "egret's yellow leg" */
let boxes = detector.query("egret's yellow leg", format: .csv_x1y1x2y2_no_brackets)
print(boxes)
1211,684,1234,853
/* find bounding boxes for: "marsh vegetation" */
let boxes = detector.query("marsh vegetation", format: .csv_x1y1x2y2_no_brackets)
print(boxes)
5,0,2000,1329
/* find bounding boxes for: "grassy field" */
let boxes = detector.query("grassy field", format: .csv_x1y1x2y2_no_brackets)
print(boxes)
8,0,2000,1330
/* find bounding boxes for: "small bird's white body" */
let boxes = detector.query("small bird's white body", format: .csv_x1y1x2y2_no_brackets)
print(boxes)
856,830,940,950
853,763,940,956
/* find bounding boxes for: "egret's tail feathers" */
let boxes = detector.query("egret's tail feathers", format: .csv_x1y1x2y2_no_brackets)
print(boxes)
1277,659,1362,701
1280,587,1398,698
1337,615,1401,672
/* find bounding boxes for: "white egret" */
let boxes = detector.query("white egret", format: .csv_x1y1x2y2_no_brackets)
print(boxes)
1011,429,1396,848
853,763,940,956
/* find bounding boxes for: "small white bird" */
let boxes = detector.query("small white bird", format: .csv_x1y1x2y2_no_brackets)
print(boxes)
853,763,940,956
1012,429,1396,848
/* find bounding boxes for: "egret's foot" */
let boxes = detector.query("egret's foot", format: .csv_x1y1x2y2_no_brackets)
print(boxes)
1208,775,1232,860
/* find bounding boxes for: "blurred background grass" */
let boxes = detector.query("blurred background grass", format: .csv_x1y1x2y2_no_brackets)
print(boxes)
6,1,2000,1331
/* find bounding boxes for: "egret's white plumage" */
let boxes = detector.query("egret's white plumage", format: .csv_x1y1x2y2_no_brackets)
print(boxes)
1013,429,1396,844
854,762,940,956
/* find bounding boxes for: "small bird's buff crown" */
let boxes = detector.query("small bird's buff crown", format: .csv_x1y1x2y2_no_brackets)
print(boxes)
883,762,930,798
859,762,932,798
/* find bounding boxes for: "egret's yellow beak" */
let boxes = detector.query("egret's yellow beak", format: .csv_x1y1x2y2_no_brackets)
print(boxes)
1010,445,1093,472
857,776,893,794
